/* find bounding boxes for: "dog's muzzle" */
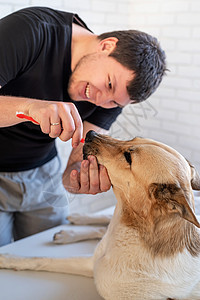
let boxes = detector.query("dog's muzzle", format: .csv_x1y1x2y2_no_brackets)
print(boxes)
83,130,99,160
85,130,98,143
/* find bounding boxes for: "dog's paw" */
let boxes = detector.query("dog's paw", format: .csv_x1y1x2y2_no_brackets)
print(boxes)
67,213,89,225
0,254,5,268
0,254,16,270
53,226,107,244
53,230,77,244
67,213,111,225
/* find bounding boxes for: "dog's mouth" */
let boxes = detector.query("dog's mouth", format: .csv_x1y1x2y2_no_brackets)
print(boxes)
82,130,100,160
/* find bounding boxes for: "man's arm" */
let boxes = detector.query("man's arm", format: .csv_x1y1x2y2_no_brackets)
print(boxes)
62,121,111,195
0,95,83,146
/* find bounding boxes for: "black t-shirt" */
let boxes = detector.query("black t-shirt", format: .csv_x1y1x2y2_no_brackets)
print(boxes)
0,7,122,171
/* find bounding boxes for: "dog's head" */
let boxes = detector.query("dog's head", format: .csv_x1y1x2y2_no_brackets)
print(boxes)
83,130,200,230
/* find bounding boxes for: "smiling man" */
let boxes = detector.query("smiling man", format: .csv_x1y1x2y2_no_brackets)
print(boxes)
0,7,166,246
68,42,134,108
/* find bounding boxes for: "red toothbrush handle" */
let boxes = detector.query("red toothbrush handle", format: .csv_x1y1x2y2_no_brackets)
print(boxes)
16,112,39,124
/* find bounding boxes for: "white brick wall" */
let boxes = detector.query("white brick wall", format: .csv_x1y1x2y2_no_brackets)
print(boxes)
129,0,200,175
1,0,200,213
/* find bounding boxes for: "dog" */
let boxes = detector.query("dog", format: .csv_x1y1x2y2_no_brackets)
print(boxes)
0,130,200,300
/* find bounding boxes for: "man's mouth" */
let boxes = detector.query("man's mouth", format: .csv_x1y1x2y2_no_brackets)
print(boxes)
85,83,90,99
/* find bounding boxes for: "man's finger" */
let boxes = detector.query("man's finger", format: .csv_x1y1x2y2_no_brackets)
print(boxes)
59,103,83,144
70,105,83,147
59,113,76,141
80,160,90,193
99,165,111,192
69,170,80,193
88,156,100,194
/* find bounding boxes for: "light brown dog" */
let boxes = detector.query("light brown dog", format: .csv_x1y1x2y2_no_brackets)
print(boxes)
0,131,200,300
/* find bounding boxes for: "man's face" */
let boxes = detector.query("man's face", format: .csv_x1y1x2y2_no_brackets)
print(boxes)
68,53,134,109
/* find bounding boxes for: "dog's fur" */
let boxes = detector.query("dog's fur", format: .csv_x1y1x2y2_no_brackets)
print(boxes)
1,131,200,300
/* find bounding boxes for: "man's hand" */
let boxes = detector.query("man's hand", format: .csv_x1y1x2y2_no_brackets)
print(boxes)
64,155,111,195
25,100,83,147
62,120,111,195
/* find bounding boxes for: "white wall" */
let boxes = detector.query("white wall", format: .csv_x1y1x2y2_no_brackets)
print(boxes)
0,0,130,32
1,0,199,213
129,0,200,174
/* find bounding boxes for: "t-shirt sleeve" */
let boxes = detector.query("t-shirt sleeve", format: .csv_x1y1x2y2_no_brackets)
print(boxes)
0,10,42,87
85,106,122,130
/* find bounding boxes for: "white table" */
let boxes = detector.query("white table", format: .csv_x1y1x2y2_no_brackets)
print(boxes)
0,224,104,300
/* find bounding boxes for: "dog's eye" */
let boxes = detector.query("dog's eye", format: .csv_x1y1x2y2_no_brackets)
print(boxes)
124,151,132,165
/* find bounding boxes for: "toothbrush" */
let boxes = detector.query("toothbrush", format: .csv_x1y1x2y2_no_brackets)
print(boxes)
16,112,39,124
16,111,85,143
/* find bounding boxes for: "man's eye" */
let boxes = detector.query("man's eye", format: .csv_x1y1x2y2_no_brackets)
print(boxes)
108,81,112,89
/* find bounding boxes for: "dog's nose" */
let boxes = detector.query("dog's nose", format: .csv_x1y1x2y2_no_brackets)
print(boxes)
85,130,97,143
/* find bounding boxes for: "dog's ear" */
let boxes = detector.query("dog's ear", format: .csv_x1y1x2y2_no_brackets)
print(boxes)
149,183,200,228
187,161,200,190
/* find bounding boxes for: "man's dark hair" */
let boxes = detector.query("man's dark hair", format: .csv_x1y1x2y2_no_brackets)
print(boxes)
98,30,167,102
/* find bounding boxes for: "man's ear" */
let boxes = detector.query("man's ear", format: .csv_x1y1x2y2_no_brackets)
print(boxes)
149,183,200,228
97,37,118,54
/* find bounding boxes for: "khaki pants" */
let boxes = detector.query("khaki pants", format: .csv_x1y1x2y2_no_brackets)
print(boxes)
0,156,69,246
